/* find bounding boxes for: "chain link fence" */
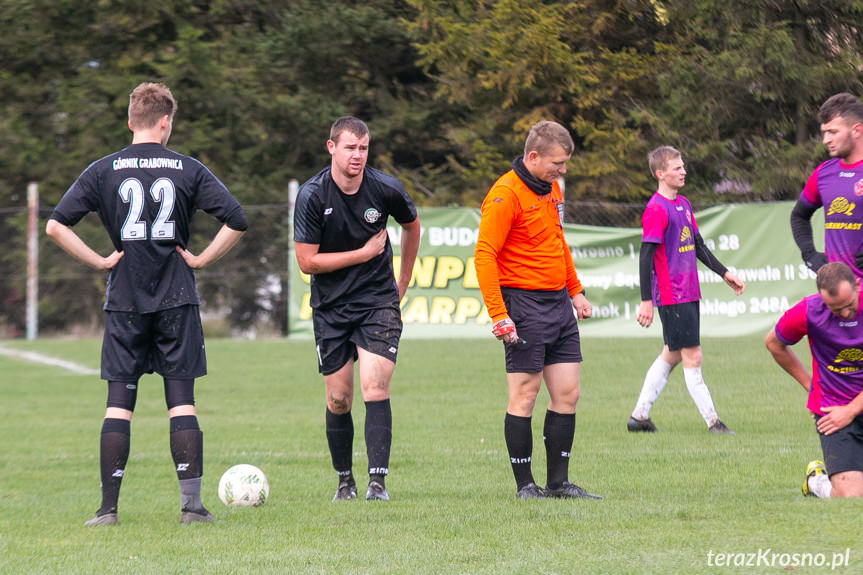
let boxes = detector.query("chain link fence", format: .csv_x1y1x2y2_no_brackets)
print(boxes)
0,195,746,338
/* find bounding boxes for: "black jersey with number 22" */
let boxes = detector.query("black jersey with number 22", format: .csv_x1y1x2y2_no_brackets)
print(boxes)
50,142,246,313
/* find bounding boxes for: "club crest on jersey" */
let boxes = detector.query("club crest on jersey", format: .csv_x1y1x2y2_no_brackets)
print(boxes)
855,179,863,196
685,210,692,224
827,196,855,216
364,208,381,223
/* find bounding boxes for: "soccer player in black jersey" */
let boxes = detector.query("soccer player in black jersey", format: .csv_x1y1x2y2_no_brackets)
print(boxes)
294,116,420,501
46,82,247,525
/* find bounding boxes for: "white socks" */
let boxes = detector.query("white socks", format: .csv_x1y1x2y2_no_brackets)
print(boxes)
632,358,722,428
808,473,832,498
683,366,719,427
632,356,673,420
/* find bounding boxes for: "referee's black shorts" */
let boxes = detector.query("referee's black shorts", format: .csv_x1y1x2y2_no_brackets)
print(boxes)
500,287,582,373
657,301,700,351
312,303,403,375
101,304,207,381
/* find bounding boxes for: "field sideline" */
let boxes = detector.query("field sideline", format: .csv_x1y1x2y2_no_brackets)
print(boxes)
0,335,860,574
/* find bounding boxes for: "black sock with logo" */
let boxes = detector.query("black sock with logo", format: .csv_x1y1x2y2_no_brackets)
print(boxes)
326,409,354,483
504,413,534,489
365,399,392,487
544,410,575,489
98,418,131,515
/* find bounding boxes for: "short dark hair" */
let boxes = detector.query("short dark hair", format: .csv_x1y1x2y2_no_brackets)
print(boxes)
128,82,177,129
817,93,863,125
647,146,681,178
329,116,369,143
524,121,574,157
816,261,857,297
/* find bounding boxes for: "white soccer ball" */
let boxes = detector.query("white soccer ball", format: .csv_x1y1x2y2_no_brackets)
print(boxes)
218,464,269,507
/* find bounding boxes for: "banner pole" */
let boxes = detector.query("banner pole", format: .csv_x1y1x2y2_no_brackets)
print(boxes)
26,182,39,340
286,179,299,337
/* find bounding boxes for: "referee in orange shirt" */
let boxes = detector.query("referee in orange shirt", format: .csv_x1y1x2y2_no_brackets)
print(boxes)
475,121,602,500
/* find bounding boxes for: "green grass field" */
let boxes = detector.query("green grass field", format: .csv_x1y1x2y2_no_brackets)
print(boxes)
1,335,860,574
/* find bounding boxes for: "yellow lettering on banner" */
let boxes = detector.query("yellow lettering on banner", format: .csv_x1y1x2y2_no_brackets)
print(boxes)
399,295,492,324
463,257,479,288
402,296,429,323
299,270,310,284
411,256,436,288
300,293,313,320
433,256,464,288
430,297,456,323
454,297,481,323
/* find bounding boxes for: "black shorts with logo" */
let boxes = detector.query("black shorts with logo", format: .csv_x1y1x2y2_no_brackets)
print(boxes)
101,305,207,381
657,301,700,351
817,414,863,476
500,287,582,373
312,303,403,375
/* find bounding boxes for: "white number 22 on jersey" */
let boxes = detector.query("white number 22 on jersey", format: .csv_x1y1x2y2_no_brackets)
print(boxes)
118,177,176,241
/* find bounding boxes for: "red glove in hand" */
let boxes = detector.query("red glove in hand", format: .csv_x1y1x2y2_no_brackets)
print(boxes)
492,318,515,338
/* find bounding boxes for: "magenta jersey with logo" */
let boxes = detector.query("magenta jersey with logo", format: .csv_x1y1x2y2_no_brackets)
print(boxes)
774,290,863,415
799,157,863,279
641,192,701,306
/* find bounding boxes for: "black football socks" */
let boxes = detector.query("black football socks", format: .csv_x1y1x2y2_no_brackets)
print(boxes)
365,399,392,487
504,413,534,489
169,415,204,510
97,418,131,515
326,408,354,484
543,410,575,489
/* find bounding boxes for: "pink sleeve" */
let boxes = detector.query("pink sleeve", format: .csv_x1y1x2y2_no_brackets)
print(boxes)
774,298,808,345
799,166,822,207
641,203,666,244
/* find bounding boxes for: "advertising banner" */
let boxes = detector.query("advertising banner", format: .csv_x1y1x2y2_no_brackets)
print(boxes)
288,202,823,339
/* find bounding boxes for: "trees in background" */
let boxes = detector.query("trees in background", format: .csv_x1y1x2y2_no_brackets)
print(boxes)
1,0,861,334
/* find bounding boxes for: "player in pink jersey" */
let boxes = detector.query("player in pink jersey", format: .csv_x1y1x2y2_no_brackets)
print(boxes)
627,146,745,434
791,93,863,278
766,262,863,498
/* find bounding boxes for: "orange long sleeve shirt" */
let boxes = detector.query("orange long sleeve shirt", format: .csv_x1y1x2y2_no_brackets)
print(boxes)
474,169,583,321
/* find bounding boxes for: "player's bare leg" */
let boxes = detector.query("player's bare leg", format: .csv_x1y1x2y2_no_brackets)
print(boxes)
358,347,394,500
831,470,863,498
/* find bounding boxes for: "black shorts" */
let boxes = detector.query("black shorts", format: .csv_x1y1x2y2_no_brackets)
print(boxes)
817,414,863,476
101,305,207,381
312,303,403,375
500,287,582,373
657,301,700,351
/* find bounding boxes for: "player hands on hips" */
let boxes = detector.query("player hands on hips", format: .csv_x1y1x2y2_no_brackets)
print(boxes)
46,82,247,525
475,121,602,500
766,262,863,498
628,146,744,435
293,116,420,502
